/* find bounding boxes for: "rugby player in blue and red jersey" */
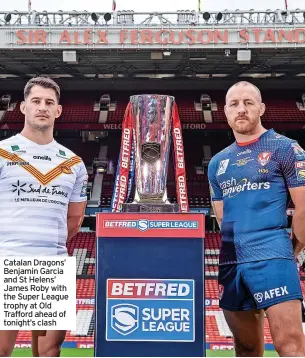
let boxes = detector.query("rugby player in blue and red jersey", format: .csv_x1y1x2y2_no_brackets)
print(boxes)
208,81,305,356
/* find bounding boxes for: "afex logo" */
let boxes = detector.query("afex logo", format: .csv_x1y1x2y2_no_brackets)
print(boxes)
254,286,289,303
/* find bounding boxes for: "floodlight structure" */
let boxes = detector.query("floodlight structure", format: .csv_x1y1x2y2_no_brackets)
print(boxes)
0,9,304,26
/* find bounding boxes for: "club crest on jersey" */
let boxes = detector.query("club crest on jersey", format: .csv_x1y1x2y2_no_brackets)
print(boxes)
217,159,229,176
258,152,271,166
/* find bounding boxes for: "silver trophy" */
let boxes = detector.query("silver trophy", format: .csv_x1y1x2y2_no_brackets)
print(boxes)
122,94,179,213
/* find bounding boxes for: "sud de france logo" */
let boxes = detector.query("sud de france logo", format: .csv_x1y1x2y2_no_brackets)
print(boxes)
111,304,139,336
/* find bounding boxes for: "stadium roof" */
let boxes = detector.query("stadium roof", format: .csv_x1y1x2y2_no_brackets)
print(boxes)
1,48,305,91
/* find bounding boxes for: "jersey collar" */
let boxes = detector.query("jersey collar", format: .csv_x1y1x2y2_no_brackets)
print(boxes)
236,129,274,147
16,133,56,148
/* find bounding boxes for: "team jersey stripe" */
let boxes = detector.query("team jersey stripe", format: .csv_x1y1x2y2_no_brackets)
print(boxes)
0,148,82,185
0,134,87,257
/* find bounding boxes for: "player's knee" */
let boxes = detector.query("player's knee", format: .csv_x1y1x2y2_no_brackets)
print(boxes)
38,345,61,357
273,332,305,356
0,347,13,357
275,342,303,356
234,340,263,357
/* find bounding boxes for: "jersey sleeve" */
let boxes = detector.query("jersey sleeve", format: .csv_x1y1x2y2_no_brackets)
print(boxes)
280,141,305,188
0,152,5,178
208,157,223,201
0,161,3,177
69,161,88,202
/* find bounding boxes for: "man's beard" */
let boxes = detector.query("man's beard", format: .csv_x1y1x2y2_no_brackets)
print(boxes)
28,120,51,132
229,118,258,135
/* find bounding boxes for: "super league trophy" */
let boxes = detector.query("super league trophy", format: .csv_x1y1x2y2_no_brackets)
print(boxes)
122,94,179,213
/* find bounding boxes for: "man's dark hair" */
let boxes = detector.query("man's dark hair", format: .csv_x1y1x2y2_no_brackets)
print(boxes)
24,76,60,103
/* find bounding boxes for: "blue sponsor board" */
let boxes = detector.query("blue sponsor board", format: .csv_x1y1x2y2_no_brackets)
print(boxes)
106,280,195,342
62,342,78,348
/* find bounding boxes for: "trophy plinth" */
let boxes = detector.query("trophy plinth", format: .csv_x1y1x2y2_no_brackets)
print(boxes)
121,202,179,213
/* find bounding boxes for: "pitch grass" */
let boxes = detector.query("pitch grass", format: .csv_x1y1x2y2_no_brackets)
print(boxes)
12,348,93,357
12,348,278,357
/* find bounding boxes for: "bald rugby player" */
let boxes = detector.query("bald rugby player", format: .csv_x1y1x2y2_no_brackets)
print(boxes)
208,81,305,356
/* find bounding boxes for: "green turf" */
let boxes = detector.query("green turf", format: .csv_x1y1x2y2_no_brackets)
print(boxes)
12,348,278,357
207,350,278,357
12,348,94,357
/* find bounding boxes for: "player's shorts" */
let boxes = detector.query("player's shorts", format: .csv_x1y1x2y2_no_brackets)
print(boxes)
218,258,303,311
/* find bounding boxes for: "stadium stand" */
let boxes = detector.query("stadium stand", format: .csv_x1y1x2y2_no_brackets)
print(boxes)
3,92,305,125
5,88,303,347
